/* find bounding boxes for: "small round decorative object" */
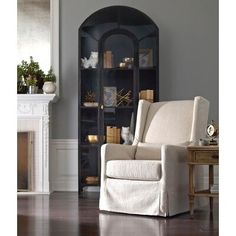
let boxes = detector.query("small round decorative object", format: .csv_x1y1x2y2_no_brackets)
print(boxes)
43,82,56,94
206,120,218,145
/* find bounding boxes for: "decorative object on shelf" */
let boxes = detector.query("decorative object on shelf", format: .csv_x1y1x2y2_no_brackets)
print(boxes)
17,56,45,93
119,62,126,68
139,89,154,102
106,126,120,143
87,135,105,144
26,76,38,94
206,120,218,145
28,85,38,94
119,57,134,68
104,51,114,68
83,102,99,107
104,87,117,107
199,138,208,146
83,91,98,106
81,51,98,68
139,48,153,68
121,127,133,145
84,91,96,102
43,82,56,94
43,67,56,94
85,176,99,185
116,89,132,106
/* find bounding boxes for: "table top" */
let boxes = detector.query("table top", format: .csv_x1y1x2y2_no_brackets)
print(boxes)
187,144,219,151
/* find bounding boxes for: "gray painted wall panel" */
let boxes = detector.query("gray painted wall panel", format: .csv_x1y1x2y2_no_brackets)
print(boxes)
52,0,218,139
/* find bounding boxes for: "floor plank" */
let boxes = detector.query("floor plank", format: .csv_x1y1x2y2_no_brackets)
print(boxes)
17,192,218,236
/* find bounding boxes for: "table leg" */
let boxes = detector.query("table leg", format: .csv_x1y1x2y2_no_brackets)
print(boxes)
209,165,214,212
189,165,194,215
189,195,195,215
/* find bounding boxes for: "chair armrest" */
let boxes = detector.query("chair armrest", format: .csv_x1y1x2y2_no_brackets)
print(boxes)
100,144,137,185
101,143,136,162
160,144,188,213
161,144,188,189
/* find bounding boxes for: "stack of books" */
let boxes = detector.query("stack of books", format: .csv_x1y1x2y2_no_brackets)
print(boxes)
139,90,154,103
106,126,120,143
85,176,99,185
104,51,114,68
210,184,219,194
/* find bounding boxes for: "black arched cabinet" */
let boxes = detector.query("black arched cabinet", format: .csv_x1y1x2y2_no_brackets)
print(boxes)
78,6,159,193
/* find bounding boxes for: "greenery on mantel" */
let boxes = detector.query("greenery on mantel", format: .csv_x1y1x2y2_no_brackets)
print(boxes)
44,67,56,82
17,56,56,94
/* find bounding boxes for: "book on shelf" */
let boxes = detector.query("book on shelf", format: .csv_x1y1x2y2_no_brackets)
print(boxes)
104,51,114,68
139,89,154,102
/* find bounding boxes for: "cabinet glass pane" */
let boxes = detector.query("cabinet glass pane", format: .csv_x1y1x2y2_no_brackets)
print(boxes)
80,146,99,186
103,34,134,68
80,32,98,59
80,109,98,143
81,71,99,106
139,36,158,102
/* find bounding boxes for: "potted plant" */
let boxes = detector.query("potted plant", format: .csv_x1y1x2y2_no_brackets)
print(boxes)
17,63,27,94
17,56,45,94
43,67,57,94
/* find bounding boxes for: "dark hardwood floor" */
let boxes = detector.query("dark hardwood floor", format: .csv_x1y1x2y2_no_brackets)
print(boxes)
18,192,218,236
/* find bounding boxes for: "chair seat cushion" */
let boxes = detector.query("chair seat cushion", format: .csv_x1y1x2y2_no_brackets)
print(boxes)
106,160,162,181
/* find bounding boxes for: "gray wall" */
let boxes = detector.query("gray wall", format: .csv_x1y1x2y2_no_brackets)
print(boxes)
52,0,218,139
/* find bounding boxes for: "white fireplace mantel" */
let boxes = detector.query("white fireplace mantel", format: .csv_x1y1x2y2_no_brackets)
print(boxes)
17,94,57,194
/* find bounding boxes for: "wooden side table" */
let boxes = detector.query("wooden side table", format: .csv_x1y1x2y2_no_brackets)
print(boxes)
187,145,219,215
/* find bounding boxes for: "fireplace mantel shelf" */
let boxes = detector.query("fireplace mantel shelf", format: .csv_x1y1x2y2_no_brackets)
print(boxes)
17,94,58,103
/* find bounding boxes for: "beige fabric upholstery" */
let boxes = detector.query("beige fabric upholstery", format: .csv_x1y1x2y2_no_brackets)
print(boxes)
106,160,162,181
133,100,151,145
143,100,193,144
135,142,162,160
99,96,209,216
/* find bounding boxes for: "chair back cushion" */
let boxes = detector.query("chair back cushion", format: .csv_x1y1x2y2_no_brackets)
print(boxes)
142,100,194,144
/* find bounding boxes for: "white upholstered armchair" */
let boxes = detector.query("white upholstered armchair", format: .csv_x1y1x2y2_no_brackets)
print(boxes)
99,96,209,216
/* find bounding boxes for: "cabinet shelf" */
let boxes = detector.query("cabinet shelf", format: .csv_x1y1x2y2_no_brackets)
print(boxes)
139,67,156,71
79,143,101,147
81,68,98,71
81,119,97,123
103,67,133,71
104,106,134,110
190,189,218,197
80,106,98,109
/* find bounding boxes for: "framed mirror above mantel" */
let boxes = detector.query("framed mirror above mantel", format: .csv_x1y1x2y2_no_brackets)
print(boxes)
17,0,59,97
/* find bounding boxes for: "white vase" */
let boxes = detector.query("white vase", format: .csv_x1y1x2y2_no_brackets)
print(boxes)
43,82,56,94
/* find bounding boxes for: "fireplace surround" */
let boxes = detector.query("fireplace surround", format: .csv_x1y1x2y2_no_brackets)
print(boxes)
17,94,57,193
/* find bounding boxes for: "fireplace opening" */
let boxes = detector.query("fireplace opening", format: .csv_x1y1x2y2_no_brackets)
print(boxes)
17,132,33,192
